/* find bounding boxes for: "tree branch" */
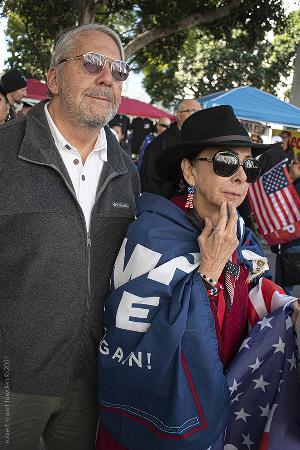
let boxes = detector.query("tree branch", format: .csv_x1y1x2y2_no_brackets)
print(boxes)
79,0,108,24
124,0,241,59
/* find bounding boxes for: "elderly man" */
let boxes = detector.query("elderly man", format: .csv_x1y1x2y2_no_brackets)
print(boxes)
140,98,201,197
0,24,139,450
1,68,27,120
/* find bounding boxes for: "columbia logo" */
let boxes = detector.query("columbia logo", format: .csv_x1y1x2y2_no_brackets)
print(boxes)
112,201,129,209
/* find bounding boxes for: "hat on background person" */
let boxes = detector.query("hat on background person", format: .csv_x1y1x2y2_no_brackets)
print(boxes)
1,69,27,94
156,105,278,181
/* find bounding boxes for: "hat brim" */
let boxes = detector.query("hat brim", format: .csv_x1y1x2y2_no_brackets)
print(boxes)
156,139,278,181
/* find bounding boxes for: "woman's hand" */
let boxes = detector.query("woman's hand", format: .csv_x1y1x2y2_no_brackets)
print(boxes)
198,202,239,282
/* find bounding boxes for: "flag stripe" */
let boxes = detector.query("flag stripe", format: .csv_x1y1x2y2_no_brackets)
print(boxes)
248,183,268,234
257,176,280,233
257,180,276,232
277,190,294,224
284,186,300,221
281,188,297,222
258,432,269,450
248,186,266,234
258,180,281,230
270,192,287,227
248,281,268,323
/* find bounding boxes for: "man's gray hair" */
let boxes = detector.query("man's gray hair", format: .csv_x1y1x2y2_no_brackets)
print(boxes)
175,100,187,112
50,23,125,68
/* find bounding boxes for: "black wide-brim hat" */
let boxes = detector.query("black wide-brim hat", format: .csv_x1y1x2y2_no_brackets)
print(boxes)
156,105,278,181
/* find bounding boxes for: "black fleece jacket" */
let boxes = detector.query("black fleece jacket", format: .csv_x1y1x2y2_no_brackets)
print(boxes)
0,101,140,395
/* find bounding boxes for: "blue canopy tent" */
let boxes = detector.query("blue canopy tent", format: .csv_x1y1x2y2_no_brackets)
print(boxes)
198,86,300,129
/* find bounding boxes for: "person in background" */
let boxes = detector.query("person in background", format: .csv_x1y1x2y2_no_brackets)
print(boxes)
250,132,263,144
137,116,171,171
0,83,9,124
130,116,154,155
1,69,27,120
291,152,300,195
109,114,130,141
111,122,131,156
280,130,294,164
0,23,139,450
140,98,201,197
16,99,33,117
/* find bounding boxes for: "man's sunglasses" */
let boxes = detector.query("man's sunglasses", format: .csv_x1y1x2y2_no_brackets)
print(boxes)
193,151,261,183
158,123,169,128
58,51,130,81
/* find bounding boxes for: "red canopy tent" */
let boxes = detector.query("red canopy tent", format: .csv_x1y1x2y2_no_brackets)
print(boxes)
25,79,175,120
118,96,174,119
26,79,49,100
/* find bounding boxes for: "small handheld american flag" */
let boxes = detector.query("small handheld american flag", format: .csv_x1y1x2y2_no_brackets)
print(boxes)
248,160,300,245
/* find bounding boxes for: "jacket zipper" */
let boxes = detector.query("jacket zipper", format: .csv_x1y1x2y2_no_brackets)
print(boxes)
77,171,120,364
18,155,123,372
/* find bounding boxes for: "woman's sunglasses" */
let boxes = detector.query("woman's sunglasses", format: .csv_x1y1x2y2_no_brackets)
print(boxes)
58,51,131,81
193,151,261,183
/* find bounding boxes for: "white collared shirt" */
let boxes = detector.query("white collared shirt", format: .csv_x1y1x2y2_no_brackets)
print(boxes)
45,103,107,230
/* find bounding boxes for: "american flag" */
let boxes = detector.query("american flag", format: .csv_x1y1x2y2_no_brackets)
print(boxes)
210,298,300,450
248,161,300,245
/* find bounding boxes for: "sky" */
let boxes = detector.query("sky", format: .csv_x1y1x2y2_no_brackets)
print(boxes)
0,1,299,103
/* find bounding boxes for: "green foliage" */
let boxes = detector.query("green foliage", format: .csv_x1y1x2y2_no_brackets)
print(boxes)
0,0,296,106
263,9,300,97
138,1,296,107
1,0,80,79
142,27,273,107
5,12,52,79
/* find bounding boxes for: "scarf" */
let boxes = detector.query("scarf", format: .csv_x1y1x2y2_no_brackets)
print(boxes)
98,193,269,450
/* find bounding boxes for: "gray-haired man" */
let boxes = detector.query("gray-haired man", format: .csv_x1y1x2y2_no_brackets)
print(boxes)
0,24,139,450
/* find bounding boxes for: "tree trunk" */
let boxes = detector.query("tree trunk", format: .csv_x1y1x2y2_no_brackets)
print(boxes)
124,0,241,59
289,43,300,107
79,0,108,24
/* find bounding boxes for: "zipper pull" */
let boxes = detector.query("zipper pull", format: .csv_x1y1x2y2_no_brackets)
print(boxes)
87,232,92,247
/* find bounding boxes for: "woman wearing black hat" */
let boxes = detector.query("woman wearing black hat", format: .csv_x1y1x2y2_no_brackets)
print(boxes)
97,106,300,450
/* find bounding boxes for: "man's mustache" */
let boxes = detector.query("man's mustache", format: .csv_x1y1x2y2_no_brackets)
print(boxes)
84,88,115,102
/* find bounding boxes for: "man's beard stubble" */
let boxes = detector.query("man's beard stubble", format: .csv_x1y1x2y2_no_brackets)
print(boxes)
62,85,120,129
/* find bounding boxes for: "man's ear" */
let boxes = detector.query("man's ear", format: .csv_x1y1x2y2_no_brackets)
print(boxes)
181,158,195,186
47,67,59,96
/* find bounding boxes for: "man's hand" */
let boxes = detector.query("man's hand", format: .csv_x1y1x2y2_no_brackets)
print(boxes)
198,202,239,282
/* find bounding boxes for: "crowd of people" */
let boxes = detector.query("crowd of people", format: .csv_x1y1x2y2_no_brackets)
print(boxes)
0,22,299,450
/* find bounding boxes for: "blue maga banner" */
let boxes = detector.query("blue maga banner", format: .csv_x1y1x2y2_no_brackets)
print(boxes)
98,193,299,450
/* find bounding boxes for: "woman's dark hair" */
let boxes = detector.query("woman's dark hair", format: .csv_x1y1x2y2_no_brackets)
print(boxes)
176,157,198,195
